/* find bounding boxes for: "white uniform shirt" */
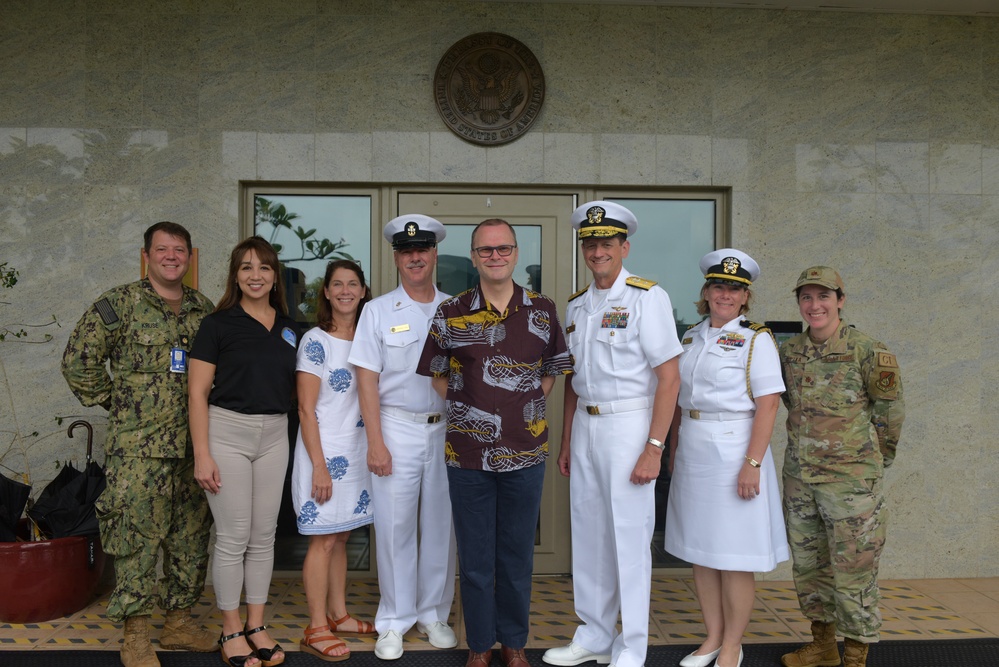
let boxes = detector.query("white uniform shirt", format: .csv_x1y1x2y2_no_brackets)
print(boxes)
677,316,784,413
348,284,448,414
565,269,683,403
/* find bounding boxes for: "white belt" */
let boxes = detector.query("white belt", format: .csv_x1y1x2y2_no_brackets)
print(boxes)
684,409,755,421
381,406,443,424
579,396,653,416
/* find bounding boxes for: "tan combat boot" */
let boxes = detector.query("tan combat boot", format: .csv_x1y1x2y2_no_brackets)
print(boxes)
121,615,160,667
160,608,219,652
842,638,869,667
781,621,842,667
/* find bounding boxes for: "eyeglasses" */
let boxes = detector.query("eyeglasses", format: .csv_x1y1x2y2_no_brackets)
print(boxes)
473,244,517,258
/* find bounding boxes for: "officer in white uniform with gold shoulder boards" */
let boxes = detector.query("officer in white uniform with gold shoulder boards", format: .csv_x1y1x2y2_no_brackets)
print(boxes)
665,249,788,667
348,215,457,661
543,201,683,667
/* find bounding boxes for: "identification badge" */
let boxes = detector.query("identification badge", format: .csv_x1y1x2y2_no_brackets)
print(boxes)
390,324,411,333
281,327,297,347
170,347,187,373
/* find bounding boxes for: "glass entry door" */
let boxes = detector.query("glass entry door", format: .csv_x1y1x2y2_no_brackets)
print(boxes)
397,191,577,574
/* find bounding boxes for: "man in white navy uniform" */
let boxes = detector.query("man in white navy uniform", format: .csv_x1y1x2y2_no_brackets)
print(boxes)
543,201,683,667
348,214,457,661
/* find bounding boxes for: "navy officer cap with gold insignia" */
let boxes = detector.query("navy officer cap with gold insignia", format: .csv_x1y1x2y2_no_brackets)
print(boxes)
570,200,638,239
699,248,760,287
383,214,446,250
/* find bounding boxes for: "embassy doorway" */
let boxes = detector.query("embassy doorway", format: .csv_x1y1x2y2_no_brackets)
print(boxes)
246,184,725,575
398,191,578,574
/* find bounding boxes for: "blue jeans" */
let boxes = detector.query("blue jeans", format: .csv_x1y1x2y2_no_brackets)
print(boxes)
447,463,546,652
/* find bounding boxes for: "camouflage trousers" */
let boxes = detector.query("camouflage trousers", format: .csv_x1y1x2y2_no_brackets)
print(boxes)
782,475,886,642
95,455,213,622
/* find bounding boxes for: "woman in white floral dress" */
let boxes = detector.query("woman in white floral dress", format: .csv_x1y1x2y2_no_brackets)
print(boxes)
292,260,374,662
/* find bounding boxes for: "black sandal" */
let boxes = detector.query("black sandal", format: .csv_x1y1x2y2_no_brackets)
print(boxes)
244,625,285,667
218,630,258,667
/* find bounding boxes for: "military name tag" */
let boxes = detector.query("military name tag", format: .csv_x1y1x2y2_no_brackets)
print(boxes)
390,324,411,333
170,347,187,373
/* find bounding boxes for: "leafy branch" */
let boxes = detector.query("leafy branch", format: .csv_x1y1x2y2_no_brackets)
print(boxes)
254,197,354,263
0,263,60,342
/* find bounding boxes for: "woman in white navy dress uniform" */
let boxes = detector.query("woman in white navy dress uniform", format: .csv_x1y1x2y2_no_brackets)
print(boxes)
665,249,789,667
292,260,375,662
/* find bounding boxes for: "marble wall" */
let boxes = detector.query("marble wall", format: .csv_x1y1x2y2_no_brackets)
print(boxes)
1,0,996,578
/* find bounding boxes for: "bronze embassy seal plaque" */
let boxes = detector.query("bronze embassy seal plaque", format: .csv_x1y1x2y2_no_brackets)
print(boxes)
434,32,545,146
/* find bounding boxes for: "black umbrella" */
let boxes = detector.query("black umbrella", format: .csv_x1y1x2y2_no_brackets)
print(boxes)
0,471,31,542
26,421,106,539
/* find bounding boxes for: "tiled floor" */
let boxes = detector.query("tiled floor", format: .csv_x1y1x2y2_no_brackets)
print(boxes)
3,575,999,651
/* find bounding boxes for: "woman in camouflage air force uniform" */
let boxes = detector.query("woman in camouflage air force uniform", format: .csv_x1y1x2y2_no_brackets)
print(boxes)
780,266,904,667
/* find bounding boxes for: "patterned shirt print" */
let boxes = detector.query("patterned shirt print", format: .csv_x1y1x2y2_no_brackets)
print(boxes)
328,367,352,393
304,338,325,365
417,282,571,471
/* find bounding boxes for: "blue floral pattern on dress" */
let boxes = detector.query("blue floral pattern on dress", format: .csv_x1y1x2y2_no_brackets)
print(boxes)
356,416,364,428
328,368,351,393
304,339,325,366
326,456,349,480
354,490,371,515
298,501,319,525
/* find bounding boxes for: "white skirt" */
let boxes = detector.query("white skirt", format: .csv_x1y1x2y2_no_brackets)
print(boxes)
665,416,789,572
291,428,373,535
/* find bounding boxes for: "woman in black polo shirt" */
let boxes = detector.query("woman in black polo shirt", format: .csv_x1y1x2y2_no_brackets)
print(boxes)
190,236,300,667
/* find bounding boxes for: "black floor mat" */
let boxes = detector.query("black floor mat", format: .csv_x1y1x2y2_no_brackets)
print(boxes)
2,640,998,667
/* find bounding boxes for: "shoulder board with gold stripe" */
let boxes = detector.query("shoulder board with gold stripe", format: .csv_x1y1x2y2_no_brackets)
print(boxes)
568,284,589,302
625,276,657,290
685,322,698,330
740,319,771,333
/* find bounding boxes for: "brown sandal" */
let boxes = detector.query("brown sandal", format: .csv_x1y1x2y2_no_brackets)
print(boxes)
300,625,350,662
327,612,376,636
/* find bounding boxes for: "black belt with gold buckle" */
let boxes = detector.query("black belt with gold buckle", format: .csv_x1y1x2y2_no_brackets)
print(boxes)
427,414,442,424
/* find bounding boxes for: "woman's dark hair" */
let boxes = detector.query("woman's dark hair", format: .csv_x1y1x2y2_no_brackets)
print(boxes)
317,260,372,333
214,236,288,315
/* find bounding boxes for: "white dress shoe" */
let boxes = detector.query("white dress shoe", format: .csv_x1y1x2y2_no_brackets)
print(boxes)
416,621,458,649
542,641,612,666
374,630,404,660
713,647,743,667
679,647,721,667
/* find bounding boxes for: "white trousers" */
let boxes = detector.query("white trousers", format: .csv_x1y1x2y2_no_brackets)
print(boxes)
569,406,655,667
370,412,456,634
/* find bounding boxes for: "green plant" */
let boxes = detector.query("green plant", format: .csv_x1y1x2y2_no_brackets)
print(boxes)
255,197,355,263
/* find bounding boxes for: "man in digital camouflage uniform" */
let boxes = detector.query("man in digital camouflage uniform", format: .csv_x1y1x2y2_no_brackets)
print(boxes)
779,266,905,667
62,222,217,667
